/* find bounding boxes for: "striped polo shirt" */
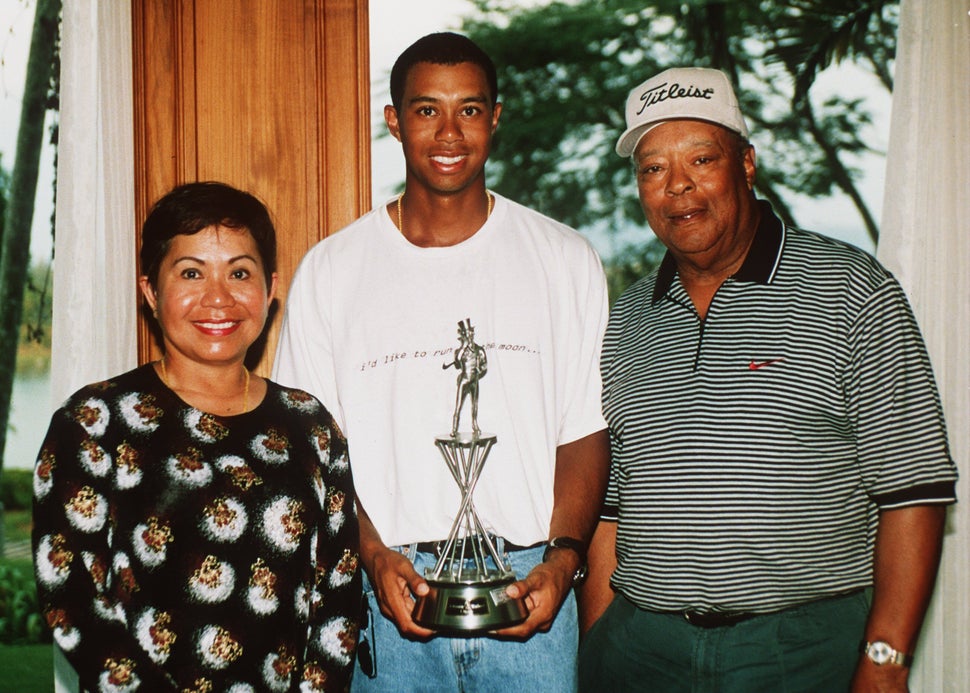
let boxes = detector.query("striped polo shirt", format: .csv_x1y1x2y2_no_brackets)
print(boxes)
601,201,957,614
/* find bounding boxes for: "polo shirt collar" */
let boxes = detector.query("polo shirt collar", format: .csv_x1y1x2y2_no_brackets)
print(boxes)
651,199,784,304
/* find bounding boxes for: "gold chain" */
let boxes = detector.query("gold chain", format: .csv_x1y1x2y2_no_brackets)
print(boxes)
158,357,250,413
397,190,493,235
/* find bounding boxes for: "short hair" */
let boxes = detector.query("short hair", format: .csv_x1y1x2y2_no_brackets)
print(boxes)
389,32,498,112
726,128,752,155
140,181,277,291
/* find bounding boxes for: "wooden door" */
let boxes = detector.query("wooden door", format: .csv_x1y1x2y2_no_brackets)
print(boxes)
131,0,371,374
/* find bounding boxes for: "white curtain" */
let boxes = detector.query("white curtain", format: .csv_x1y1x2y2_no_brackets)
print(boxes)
877,0,970,690
53,0,135,405
51,1,135,690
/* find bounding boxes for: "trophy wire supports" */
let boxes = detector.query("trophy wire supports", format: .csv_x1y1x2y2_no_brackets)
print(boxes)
411,319,528,633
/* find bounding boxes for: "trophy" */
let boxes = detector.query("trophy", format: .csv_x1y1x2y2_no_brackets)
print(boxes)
411,319,529,633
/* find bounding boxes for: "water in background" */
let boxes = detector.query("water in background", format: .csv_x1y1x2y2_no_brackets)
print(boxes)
4,374,52,470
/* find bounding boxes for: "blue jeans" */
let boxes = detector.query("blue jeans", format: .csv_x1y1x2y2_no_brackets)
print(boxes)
352,544,578,693
578,591,869,693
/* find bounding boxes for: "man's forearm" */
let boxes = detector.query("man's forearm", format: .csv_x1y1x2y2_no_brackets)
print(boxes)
356,500,388,577
548,429,610,543
579,519,618,634
864,504,947,655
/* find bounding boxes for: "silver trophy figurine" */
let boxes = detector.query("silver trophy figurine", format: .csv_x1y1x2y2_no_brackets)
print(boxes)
411,319,528,633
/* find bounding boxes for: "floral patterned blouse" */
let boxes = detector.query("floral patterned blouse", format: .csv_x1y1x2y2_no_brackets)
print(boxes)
32,364,360,692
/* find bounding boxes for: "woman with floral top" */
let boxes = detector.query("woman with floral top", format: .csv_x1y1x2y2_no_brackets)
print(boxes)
32,181,360,692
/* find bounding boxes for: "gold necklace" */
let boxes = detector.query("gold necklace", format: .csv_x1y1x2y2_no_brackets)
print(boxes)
158,358,250,413
396,190,493,235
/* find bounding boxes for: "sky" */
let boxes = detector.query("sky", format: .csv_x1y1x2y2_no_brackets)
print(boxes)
0,0,885,266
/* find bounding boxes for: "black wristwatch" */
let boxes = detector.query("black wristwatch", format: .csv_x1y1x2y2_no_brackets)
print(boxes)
543,536,588,586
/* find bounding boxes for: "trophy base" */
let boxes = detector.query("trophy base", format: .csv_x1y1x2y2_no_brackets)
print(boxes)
412,575,528,634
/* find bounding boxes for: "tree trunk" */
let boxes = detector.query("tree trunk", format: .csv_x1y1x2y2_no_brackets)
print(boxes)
0,0,61,555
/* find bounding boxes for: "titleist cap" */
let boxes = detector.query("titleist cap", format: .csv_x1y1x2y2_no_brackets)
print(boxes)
615,67,749,157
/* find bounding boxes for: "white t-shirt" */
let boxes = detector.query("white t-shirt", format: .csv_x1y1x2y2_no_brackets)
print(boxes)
274,193,608,547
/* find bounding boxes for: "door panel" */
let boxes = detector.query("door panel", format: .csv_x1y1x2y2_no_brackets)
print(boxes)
132,0,371,374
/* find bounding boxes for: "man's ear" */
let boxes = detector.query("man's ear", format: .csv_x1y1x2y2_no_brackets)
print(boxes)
385,104,402,142
743,145,757,190
491,102,502,134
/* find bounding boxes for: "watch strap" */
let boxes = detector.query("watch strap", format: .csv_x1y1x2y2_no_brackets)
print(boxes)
543,536,588,585
543,536,586,562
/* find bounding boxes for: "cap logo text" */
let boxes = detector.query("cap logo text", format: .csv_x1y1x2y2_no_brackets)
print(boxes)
636,81,715,115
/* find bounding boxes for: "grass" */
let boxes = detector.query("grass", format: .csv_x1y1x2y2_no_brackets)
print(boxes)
4,507,32,545
15,339,51,377
0,643,54,692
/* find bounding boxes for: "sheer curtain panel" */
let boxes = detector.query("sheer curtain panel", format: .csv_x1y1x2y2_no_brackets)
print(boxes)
877,0,970,690
51,1,135,690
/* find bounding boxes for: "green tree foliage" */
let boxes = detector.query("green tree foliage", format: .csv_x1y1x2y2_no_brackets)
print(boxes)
605,239,668,306
0,0,61,556
0,561,47,644
461,0,897,296
17,261,53,376
0,156,8,240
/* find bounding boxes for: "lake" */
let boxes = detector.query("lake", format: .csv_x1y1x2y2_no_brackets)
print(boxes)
4,374,53,471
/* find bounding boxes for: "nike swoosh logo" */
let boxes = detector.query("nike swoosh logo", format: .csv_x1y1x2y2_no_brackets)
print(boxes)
748,358,784,370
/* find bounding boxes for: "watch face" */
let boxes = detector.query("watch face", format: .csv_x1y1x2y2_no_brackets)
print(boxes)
868,641,893,665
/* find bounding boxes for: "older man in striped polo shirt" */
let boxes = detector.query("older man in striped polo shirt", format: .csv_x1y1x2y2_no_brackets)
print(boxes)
578,67,957,693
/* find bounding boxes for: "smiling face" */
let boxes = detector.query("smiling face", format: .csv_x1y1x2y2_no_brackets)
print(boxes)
384,61,501,198
139,225,277,368
634,119,758,272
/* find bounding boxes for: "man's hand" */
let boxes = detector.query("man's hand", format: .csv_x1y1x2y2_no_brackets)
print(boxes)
357,501,435,639
366,545,436,639
491,548,578,639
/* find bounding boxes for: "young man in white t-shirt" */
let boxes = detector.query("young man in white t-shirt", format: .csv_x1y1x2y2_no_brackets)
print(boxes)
274,32,609,692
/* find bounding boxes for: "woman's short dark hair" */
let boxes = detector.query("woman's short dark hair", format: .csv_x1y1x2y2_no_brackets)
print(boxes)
140,181,277,291
389,32,499,112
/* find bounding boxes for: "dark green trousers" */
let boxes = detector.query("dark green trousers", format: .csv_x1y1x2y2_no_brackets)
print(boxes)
578,590,869,693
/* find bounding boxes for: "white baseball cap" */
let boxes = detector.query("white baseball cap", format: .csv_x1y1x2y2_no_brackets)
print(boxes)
615,67,749,157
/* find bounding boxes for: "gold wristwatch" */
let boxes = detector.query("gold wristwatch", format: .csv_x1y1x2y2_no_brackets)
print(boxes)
860,640,914,667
